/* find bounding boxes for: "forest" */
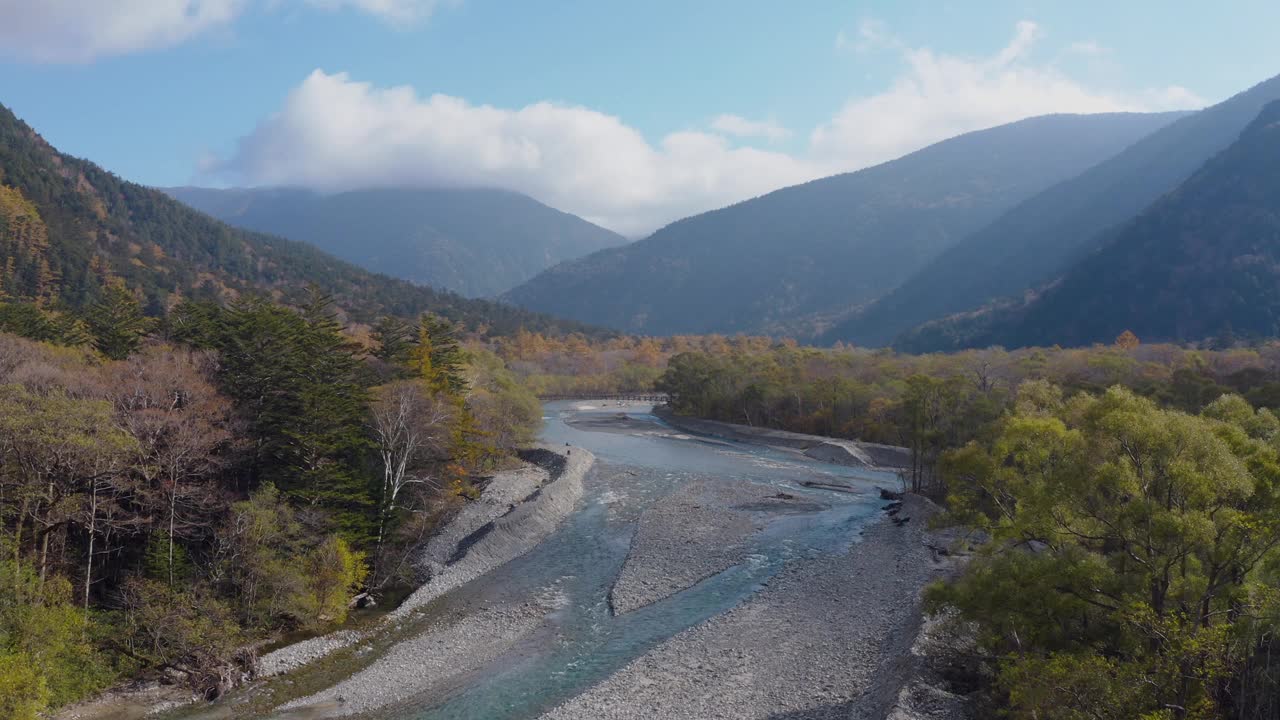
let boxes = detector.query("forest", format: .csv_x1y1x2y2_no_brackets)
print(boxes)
0,287,540,718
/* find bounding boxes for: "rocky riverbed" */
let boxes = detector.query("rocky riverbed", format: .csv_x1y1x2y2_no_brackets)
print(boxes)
280,601,552,717
542,494,959,720
608,479,824,615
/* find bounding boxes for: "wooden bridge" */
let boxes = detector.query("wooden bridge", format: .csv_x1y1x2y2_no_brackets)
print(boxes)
538,393,669,403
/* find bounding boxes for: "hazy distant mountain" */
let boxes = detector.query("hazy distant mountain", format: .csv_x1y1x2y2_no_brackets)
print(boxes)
0,101,596,335
502,111,1185,337
953,100,1280,349
833,73,1280,347
163,187,628,298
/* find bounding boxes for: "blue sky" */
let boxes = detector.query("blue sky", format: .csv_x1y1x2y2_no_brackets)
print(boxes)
1,0,1279,234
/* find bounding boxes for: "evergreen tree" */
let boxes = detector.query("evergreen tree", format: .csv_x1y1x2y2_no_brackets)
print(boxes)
184,294,376,542
414,313,467,395
85,281,151,359
371,315,414,365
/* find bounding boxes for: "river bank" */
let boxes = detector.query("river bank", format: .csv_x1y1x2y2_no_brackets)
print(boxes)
653,406,913,471
57,444,594,720
257,444,591,680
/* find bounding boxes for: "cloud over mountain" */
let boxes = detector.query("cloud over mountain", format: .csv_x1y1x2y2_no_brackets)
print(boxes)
210,21,1204,235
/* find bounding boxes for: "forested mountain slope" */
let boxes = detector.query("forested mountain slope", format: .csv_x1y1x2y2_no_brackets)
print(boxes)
0,102,592,334
834,72,1280,346
973,99,1280,348
162,186,627,298
504,111,1184,337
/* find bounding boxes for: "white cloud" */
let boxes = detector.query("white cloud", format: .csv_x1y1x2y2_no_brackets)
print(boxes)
0,0,444,62
810,20,1204,169
212,22,1206,236
0,0,246,63
710,115,792,142
213,70,815,236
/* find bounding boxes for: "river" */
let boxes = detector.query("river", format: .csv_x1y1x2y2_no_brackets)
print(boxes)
176,401,899,720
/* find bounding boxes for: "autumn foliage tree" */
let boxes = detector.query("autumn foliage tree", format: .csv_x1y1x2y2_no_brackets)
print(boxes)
1116,329,1141,349
932,385,1280,719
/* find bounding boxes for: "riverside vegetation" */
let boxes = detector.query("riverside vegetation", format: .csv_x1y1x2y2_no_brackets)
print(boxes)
656,336,1280,719
0,286,542,719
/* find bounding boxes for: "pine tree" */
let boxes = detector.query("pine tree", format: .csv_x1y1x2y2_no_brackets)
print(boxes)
202,292,377,542
85,281,151,359
371,315,414,365
413,313,467,395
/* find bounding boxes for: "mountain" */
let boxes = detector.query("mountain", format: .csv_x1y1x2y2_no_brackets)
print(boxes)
162,186,628,298
502,111,1185,337
959,100,1280,349
0,102,595,335
832,73,1280,347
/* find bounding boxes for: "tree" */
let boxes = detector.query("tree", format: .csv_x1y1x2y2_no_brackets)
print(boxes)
0,385,136,601
369,381,451,556
371,315,415,365
933,386,1280,719
466,348,541,453
118,578,243,697
104,348,238,586
219,484,367,631
1115,329,1140,350
413,313,467,395
188,295,374,540
85,280,152,360
0,543,112,715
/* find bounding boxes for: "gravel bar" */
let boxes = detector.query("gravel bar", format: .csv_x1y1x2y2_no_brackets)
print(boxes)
279,602,550,717
609,479,782,615
541,495,953,720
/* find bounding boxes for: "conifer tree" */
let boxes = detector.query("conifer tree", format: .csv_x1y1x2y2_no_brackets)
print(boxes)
85,281,151,359
413,313,467,395
371,315,414,365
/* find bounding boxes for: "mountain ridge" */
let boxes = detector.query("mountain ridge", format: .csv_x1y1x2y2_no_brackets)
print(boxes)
162,186,628,298
0,101,599,336
831,72,1280,347
968,98,1280,349
503,110,1187,337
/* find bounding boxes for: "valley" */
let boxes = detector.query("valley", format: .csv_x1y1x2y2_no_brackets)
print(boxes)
3,12,1280,719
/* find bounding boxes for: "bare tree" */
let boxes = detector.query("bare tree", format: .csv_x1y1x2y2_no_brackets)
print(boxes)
104,348,239,585
369,381,452,555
